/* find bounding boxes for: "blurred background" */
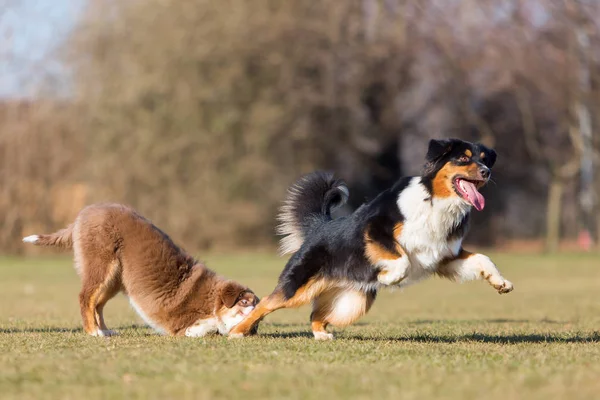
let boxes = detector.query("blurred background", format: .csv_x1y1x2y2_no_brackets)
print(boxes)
1,0,599,255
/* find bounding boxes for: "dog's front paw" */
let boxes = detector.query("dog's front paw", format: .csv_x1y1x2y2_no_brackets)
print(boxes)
377,270,405,286
490,277,514,294
376,258,410,286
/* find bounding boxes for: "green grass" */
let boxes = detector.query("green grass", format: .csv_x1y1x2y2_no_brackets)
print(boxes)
1,252,599,400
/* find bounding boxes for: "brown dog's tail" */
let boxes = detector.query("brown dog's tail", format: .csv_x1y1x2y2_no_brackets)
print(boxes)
22,225,74,249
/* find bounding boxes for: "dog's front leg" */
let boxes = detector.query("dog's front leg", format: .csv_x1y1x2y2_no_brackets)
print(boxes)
376,256,411,286
185,319,218,337
437,249,513,294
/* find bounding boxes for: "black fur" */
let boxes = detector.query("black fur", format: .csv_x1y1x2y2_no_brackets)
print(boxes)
277,177,411,299
421,138,496,196
276,139,495,301
277,171,348,253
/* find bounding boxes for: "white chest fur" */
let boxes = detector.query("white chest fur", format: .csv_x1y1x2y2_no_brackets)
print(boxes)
396,178,470,271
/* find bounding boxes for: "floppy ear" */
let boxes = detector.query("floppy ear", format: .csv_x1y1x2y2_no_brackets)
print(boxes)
426,139,455,162
220,281,247,308
478,144,497,168
423,139,456,176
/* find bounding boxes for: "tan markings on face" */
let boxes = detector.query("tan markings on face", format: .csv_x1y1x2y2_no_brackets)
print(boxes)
239,292,259,307
480,152,485,159
431,163,480,198
364,230,403,265
464,149,472,157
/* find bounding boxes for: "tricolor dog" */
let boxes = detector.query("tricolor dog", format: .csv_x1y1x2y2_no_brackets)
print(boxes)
23,203,258,337
230,138,513,340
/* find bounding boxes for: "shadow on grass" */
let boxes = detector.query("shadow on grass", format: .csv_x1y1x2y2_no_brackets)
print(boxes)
261,331,315,339
0,324,148,334
257,321,600,343
257,331,600,343
341,332,600,343
409,318,567,325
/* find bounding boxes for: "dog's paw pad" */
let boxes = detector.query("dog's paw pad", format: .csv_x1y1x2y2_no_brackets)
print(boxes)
313,331,334,341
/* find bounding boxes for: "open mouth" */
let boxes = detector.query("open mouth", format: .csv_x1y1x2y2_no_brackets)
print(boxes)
453,177,486,211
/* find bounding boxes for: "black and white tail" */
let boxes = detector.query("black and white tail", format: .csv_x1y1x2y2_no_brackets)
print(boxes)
276,171,349,255
22,225,74,250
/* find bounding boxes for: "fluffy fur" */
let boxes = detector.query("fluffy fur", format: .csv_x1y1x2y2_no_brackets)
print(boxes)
230,138,513,340
23,203,258,337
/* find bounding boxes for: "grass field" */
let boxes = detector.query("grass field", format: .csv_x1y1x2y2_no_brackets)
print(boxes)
1,252,599,400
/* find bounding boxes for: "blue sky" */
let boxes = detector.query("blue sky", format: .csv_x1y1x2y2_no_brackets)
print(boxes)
0,0,551,99
0,0,84,98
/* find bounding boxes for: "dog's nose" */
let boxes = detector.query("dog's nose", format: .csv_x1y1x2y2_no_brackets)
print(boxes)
479,166,490,179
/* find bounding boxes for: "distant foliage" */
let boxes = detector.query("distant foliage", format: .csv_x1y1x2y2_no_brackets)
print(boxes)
1,0,598,253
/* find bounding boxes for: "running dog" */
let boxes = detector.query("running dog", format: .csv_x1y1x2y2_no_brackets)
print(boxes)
229,138,513,340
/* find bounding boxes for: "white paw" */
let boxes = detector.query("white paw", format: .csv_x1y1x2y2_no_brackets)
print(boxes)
227,332,246,340
313,331,334,341
185,322,217,337
376,257,410,286
184,329,204,338
94,329,118,337
492,278,514,294
377,271,403,286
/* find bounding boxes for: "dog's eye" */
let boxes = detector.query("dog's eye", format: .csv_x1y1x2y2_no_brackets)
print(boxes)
239,299,248,306
458,156,470,163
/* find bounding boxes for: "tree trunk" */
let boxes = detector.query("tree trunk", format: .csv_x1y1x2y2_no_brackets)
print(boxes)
545,178,564,253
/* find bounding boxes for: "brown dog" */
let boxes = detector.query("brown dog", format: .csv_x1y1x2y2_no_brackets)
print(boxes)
23,203,258,337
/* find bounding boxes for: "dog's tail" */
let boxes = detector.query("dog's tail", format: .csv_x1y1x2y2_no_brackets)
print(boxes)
22,225,74,250
276,171,349,255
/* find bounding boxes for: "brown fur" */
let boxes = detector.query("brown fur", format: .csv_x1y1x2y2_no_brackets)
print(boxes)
25,203,258,336
364,238,400,263
431,163,481,198
363,223,405,265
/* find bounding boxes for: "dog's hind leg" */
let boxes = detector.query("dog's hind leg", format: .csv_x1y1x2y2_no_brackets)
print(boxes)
310,287,376,340
229,276,331,338
227,289,286,338
93,263,122,336
230,246,334,338
79,256,122,337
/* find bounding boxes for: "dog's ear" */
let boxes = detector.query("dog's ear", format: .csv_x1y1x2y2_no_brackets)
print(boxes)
426,139,456,163
478,144,497,168
220,281,247,308
424,139,456,175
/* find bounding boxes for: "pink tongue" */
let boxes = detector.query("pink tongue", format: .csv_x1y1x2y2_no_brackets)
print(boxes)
461,180,485,211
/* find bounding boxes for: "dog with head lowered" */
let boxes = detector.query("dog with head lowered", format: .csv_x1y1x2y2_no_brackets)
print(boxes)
230,138,513,340
23,203,258,337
